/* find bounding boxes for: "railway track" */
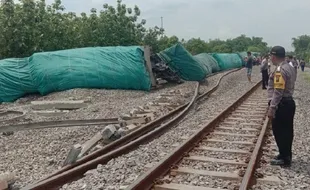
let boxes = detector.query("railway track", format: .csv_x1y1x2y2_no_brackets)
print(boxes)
127,81,282,190
0,118,120,133
22,69,242,190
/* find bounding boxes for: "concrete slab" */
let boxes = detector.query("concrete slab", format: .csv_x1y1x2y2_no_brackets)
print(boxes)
32,110,69,117
31,100,88,110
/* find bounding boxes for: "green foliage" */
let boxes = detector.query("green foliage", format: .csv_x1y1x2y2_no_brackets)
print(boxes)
0,0,271,59
0,0,156,58
183,35,268,55
292,35,310,61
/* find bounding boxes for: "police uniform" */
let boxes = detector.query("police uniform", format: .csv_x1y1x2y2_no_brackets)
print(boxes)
260,58,269,89
267,46,297,166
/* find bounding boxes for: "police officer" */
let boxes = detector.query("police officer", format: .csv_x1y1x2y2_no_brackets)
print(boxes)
267,46,296,167
260,55,269,89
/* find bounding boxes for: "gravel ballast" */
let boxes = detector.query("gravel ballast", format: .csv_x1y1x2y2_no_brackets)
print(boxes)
61,67,262,190
0,71,226,188
0,82,195,124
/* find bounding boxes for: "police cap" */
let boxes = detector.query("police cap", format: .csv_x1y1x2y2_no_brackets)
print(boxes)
270,46,286,58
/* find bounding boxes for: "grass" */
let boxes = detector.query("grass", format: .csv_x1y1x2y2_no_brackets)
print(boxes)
301,72,310,83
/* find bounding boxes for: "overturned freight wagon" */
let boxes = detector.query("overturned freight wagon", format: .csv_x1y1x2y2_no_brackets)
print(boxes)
28,46,156,95
211,53,243,71
0,46,158,103
157,43,211,81
0,58,37,102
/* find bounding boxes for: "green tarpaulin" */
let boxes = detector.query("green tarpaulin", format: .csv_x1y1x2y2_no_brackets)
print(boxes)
211,53,243,71
29,46,151,95
195,53,220,73
0,58,37,102
158,43,207,81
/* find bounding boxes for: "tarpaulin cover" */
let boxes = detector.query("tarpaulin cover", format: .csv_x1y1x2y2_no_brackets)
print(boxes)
0,58,37,102
158,43,206,81
194,53,220,73
211,53,243,71
237,52,247,66
29,46,151,95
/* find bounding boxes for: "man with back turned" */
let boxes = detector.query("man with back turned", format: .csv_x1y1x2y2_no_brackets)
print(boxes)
267,46,297,167
260,55,269,89
246,52,253,82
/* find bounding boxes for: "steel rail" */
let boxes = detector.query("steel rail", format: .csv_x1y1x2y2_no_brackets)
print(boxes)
0,118,120,133
34,68,240,183
22,82,200,190
0,110,26,123
23,68,241,190
127,80,262,190
239,117,270,190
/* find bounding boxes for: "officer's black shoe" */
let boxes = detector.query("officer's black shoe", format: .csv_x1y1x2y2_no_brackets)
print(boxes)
273,154,282,160
270,156,291,167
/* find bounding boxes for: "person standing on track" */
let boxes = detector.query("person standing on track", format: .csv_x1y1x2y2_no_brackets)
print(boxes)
261,55,269,89
300,59,306,72
267,46,297,167
246,52,253,82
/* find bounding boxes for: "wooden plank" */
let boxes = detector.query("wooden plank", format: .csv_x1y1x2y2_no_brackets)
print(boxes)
124,117,151,126
31,100,87,110
213,132,257,137
172,167,240,180
238,107,267,111
155,183,225,190
230,114,263,118
234,110,266,115
143,46,157,87
184,156,246,165
78,132,102,158
217,126,259,132
204,139,254,145
0,180,8,190
239,104,267,108
225,117,263,123
241,123,262,127
0,172,15,190
222,121,238,125
243,102,267,106
195,146,250,154
33,110,69,117
237,107,266,112
63,144,82,166
134,113,155,120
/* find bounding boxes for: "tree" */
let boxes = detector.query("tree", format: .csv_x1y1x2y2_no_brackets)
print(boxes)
0,0,270,59
158,35,179,51
0,0,158,58
184,38,209,55
292,35,310,60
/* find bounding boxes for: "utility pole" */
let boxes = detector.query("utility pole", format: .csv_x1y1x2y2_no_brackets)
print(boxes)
161,17,164,37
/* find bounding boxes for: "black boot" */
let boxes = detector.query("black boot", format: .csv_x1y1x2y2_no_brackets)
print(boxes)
271,155,292,167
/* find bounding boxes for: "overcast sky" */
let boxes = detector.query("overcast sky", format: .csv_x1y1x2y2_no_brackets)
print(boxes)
48,0,310,51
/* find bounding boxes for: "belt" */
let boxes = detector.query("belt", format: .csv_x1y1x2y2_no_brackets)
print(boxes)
281,96,293,101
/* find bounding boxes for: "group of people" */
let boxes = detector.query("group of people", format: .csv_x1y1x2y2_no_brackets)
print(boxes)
285,56,306,72
244,51,307,87
244,47,299,167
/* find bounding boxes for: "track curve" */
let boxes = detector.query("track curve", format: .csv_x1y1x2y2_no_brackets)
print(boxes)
22,68,242,190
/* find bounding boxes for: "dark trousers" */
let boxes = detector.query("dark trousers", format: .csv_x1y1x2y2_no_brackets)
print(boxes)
261,69,268,88
301,65,305,72
271,98,296,158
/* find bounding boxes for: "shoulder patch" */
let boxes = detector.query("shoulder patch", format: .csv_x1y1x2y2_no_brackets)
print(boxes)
274,72,285,89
